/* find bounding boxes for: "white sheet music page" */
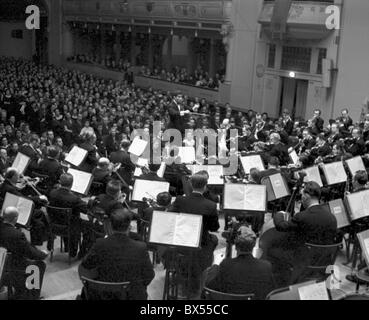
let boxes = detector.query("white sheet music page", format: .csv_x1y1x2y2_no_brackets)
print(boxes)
346,190,369,220
157,162,166,178
243,184,267,212
190,165,224,185
172,213,202,248
65,146,88,167
12,153,30,175
67,168,92,195
298,282,329,300
346,156,366,176
177,147,195,164
149,211,176,245
1,193,33,226
223,184,245,210
240,155,264,174
132,180,170,201
289,149,299,165
128,137,148,157
304,166,323,187
323,162,347,185
0,247,7,281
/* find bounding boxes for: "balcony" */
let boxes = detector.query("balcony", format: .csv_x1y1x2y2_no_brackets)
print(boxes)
63,0,232,31
258,1,339,40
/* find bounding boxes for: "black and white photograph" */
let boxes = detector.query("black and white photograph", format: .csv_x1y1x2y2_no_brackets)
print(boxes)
0,0,369,307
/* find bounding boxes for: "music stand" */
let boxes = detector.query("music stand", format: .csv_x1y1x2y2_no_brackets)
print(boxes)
327,199,351,229
345,157,366,176
303,166,323,187
322,161,347,186
261,173,290,202
344,189,369,222
1,192,34,228
187,165,224,185
12,152,31,175
131,179,170,202
64,146,88,168
240,155,265,175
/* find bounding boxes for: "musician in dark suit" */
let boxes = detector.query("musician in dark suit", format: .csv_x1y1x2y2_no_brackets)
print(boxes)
346,128,365,156
168,91,189,134
326,123,343,145
95,180,125,216
264,132,289,166
79,209,155,300
137,163,166,182
142,191,172,222
0,167,49,245
170,173,220,295
0,207,47,299
49,173,88,257
339,108,353,132
310,109,324,135
38,146,63,191
207,226,275,300
103,127,119,155
79,132,99,173
110,140,135,187
266,182,337,285
92,157,112,186
19,134,42,174
282,109,294,136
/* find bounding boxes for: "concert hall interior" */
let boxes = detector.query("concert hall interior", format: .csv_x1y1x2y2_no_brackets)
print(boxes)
1,0,369,301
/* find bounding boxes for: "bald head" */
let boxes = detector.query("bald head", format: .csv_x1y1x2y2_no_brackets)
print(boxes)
3,207,19,225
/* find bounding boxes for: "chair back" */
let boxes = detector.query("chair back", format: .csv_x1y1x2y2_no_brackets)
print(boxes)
296,242,341,282
80,276,131,300
203,287,254,300
266,280,318,300
0,247,7,286
46,206,73,236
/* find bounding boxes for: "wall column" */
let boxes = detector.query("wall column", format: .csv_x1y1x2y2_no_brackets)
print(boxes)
148,33,153,69
130,30,136,65
209,38,216,77
115,31,121,63
100,29,106,63
225,36,235,83
186,37,194,74
167,35,173,70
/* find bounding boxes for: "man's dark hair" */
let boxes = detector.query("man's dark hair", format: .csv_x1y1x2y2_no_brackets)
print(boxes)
190,173,208,190
110,208,132,232
157,192,172,207
303,181,321,199
148,163,161,172
268,156,280,167
47,146,60,159
354,170,368,186
60,173,74,188
249,168,261,184
106,180,121,197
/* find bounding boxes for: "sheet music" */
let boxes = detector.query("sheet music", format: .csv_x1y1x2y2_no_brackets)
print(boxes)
298,282,329,300
304,166,323,187
134,167,143,177
357,230,369,269
172,214,202,248
65,146,88,167
12,153,31,175
289,150,299,165
223,184,266,211
346,157,366,176
323,162,347,185
346,190,369,220
128,137,148,157
177,147,195,164
240,155,265,174
132,179,170,201
136,157,148,167
1,193,34,226
269,173,289,199
149,211,202,248
188,165,224,185
67,168,93,195
329,199,350,228
157,162,166,178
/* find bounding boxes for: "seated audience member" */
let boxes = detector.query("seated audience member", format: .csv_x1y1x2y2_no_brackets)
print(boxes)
207,226,275,300
49,173,89,258
79,209,155,300
266,181,338,285
38,146,63,190
92,157,112,185
0,207,48,300
171,173,220,295
79,132,99,173
248,168,261,184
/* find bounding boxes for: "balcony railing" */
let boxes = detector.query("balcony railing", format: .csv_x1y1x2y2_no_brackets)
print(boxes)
63,0,232,29
259,1,339,40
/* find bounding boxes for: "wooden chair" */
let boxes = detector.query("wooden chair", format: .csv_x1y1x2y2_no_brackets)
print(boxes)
80,276,131,300
293,242,342,283
139,218,158,265
46,206,76,265
266,280,318,300
203,287,254,300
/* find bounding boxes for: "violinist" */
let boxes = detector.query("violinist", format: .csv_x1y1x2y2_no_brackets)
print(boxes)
142,191,172,222
299,129,316,155
263,133,289,166
346,128,365,156
326,123,343,145
0,167,49,246
281,109,294,136
308,133,332,161
19,134,42,174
